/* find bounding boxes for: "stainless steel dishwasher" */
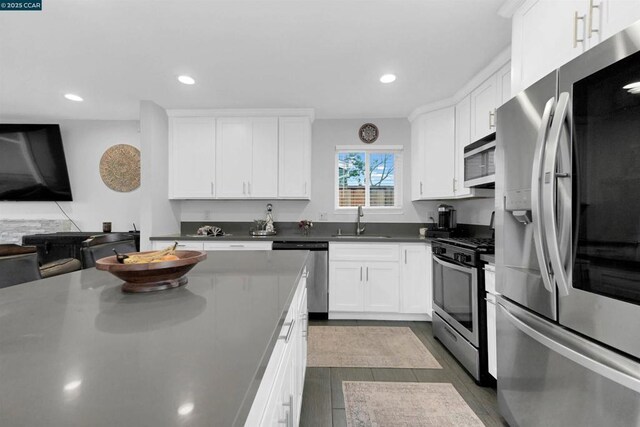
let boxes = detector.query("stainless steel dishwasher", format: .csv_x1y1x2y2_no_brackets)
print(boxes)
272,241,328,319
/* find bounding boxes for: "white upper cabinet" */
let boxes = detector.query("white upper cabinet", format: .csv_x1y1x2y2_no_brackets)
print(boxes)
497,62,512,105
470,73,498,142
454,95,472,198
511,0,640,94
601,0,640,39
216,118,253,198
249,117,279,198
216,117,279,199
168,110,312,200
411,107,456,200
278,117,311,199
168,117,216,199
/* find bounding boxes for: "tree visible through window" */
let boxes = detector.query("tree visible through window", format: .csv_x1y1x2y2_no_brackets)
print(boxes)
337,149,401,208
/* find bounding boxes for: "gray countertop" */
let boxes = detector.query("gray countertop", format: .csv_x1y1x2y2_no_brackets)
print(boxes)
151,232,435,244
0,251,309,427
480,254,495,264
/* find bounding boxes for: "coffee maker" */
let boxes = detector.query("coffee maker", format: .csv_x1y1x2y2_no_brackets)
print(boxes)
437,204,456,230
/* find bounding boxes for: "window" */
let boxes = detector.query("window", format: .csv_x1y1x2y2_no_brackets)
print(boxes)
336,146,403,209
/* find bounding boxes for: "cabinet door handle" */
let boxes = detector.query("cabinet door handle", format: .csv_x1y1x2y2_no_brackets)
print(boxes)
304,182,307,195
366,266,369,282
420,181,423,195
573,11,585,48
453,178,456,193
360,266,363,282
211,181,214,195
230,244,245,248
489,110,496,129
404,250,407,264
278,319,296,343
588,0,599,38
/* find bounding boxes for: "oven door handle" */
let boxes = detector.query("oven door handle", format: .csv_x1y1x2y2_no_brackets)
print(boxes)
432,254,472,273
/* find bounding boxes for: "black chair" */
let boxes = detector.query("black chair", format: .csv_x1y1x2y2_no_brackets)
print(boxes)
81,233,137,269
0,244,82,289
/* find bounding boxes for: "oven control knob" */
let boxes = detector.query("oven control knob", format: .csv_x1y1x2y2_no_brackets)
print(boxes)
454,253,471,263
433,247,446,255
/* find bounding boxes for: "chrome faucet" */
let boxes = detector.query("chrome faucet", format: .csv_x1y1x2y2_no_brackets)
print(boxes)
356,205,366,235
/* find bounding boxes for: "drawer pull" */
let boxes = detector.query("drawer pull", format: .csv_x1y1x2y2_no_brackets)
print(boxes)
444,326,458,342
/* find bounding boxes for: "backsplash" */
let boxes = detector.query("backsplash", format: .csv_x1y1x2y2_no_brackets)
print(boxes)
0,219,73,245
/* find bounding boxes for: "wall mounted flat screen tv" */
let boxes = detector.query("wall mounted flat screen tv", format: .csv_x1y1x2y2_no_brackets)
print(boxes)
0,124,73,201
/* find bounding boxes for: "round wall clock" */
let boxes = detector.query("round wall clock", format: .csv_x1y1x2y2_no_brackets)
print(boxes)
99,144,141,192
359,123,379,144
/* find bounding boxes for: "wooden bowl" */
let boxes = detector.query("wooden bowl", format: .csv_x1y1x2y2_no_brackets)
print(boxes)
95,250,207,293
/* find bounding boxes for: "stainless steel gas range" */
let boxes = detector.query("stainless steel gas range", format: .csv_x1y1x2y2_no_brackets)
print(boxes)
432,237,494,386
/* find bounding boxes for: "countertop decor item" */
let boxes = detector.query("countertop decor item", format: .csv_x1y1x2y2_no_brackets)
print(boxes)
358,123,379,144
197,225,224,236
99,144,141,192
96,250,206,293
298,219,313,236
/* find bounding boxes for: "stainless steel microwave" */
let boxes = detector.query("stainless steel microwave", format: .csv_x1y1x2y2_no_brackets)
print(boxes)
464,137,495,188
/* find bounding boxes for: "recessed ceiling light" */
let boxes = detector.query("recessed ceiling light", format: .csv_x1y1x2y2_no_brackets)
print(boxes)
64,93,83,102
178,75,196,85
178,402,194,416
380,74,396,84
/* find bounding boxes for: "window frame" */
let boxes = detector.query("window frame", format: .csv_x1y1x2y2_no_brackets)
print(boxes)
334,145,403,213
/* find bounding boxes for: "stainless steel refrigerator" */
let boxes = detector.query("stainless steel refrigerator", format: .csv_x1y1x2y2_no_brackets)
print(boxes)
495,20,640,426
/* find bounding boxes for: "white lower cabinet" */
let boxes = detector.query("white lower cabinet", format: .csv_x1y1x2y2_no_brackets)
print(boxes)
151,240,204,251
246,268,308,426
329,243,431,320
151,240,273,251
401,244,433,317
485,263,497,379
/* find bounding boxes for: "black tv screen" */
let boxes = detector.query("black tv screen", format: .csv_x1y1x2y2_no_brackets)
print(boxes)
0,124,73,201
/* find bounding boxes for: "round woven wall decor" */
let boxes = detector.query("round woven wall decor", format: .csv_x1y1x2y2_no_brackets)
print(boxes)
99,144,141,192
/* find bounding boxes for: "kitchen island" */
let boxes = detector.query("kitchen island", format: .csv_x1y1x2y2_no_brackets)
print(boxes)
0,251,309,427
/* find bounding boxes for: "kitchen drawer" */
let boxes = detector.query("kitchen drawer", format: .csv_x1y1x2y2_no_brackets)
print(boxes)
433,313,479,380
152,240,204,251
203,241,272,251
329,243,399,262
484,263,496,294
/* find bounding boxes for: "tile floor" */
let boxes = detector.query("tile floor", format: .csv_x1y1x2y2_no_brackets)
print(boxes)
299,320,507,427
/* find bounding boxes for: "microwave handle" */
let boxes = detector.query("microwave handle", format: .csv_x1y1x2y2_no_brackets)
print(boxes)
463,141,496,158
530,97,556,294
541,92,573,297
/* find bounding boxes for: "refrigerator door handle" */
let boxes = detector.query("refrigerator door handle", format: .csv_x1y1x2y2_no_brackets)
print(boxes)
498,300,640,394
531,97,556,293
542,92,573,296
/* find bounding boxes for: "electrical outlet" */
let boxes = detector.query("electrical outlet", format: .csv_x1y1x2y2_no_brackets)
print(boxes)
319,212,328,221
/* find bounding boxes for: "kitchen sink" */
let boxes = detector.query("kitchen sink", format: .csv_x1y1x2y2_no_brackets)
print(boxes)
331,234,392,239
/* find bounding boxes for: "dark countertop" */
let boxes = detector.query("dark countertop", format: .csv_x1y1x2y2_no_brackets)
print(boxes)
0,251,309,427
481,254,495,264
150,232,436,244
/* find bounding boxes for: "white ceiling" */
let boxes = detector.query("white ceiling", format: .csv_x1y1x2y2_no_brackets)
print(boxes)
0,0,511,120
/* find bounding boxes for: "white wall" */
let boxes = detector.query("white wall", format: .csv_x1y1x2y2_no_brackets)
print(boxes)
139,101,180,250
0,120,141,232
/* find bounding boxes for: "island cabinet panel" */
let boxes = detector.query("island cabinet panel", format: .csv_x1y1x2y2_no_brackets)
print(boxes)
278,117,312,199
168,117,216,199
245,267,308,427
